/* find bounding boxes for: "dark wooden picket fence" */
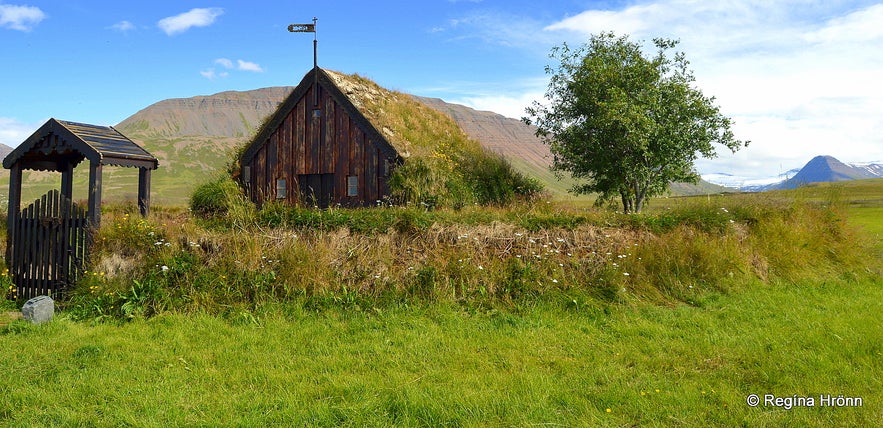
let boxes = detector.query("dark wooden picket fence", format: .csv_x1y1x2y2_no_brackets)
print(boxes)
9,190,91,299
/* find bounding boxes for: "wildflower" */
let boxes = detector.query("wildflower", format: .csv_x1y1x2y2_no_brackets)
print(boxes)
606,408,611,413
551,279,558,283
623,272,630,276
161,265,169,273
478,265,484,270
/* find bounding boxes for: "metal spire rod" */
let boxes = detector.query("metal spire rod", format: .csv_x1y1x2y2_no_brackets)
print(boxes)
288,17,319,107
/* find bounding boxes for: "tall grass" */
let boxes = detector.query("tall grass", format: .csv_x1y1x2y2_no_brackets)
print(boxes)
54,189,877,321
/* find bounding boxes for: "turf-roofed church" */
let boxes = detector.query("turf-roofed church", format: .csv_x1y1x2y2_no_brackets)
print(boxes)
239,68,404,208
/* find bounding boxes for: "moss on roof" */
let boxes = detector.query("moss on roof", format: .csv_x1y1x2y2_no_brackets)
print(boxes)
323,69,477,161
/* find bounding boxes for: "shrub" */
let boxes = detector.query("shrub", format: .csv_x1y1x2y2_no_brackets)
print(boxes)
189,175,254,222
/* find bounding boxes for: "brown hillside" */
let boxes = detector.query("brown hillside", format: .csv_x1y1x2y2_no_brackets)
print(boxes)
117,87,294,138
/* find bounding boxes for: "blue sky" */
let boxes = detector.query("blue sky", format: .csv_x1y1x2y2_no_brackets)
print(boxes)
2,0,882,183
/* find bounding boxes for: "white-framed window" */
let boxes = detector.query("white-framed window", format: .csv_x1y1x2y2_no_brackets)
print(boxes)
347,175,358,197
276,178,287,199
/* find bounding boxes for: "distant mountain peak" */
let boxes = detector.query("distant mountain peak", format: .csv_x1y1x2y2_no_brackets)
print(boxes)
757,155,883,190
788,155,876,186
704,155,883,191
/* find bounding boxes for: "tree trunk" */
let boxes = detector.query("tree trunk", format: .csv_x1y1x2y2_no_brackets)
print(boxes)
620,191,634,214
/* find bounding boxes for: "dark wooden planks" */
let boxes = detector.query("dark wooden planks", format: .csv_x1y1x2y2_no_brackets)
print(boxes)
10,190,90,299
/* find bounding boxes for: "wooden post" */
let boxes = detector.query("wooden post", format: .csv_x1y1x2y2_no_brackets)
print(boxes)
60,161,74,201
138,167,151,217
87,161,102,227
6,163,22,264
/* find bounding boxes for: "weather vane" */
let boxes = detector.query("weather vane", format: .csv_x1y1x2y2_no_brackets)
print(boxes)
288,17,318,70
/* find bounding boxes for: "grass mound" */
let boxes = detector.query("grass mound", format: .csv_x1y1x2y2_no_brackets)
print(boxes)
51,188,878,321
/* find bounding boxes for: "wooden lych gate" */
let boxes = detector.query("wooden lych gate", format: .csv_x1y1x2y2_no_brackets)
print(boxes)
4,119,158,299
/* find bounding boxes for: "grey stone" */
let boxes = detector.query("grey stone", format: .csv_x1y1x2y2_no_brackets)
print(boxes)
21,295,54,324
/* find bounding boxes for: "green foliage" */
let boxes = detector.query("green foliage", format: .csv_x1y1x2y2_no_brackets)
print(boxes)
189,175,254,223
461,150,545,206
526,33,748,213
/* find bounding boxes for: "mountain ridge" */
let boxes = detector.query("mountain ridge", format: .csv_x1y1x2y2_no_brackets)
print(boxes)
117,86,295,139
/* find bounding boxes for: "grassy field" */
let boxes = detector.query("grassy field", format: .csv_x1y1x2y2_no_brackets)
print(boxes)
1,277,880,426
1,179,881,426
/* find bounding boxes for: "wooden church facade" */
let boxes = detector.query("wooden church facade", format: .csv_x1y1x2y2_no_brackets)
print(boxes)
240,68,401,207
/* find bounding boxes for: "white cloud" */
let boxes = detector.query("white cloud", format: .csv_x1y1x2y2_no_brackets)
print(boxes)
0,117,42,148
109,20,135,32
0,3,46,31
541,0,883,177
236,59,263,72
214,58,234,69
200,68,229,80
200,69,217,80
207,58,264,76
158,7,223,36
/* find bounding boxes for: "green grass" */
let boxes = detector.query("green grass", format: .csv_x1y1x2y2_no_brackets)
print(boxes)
1,277,881,426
